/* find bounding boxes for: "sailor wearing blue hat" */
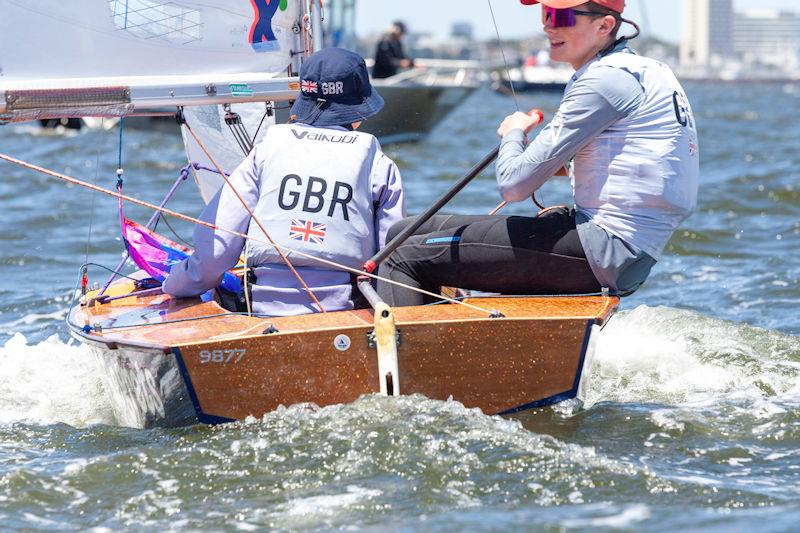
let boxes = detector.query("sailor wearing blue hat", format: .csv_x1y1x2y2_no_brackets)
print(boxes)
164,48,405,316
290,46,385,126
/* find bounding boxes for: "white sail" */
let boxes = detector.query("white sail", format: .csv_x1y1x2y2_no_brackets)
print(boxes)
181,102,277,203
0,0,309,121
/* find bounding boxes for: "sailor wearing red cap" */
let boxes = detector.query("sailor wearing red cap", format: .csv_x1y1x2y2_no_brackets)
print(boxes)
377,1,698,305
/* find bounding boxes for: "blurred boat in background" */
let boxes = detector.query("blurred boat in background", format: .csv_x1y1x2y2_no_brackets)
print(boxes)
492,64,572,94
339,58,481,144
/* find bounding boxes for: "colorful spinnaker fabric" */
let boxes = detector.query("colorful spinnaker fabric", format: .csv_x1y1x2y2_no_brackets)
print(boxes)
121,218,242,294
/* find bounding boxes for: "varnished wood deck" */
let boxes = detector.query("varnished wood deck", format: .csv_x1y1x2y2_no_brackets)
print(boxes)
71,279,617,350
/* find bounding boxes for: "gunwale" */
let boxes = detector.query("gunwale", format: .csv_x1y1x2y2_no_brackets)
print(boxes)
68,278,619,352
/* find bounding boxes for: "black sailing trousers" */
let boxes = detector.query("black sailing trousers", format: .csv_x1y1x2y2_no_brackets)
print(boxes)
376,208,602,307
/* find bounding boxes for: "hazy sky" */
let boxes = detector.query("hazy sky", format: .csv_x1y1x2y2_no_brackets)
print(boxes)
354,0,799,44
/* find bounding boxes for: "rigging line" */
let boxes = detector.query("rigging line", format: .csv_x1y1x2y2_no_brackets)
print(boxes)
117,117,124,170
251,106,271,145
97,118,131,298
0,152,497,317
486,1,550,216
84,118,105,270
487,0,520,111
80,262,148,281
638,0,651,38
66,260,140,333
159,212,193,248
223,104,254,156
183,121,327,312
84,312,275,332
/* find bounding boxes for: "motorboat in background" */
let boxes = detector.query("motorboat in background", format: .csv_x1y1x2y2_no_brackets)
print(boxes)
363,81,474,143
492,64,573,94
277,58,480,144
366,59,479,143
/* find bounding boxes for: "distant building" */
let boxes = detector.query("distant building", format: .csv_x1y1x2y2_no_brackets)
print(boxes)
734,10,800,69
451,22,473,40
680,0,733,67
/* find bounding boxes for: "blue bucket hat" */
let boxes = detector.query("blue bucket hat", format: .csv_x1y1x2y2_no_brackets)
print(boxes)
290,47,384,127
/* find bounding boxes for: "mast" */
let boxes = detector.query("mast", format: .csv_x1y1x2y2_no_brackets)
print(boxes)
310,0,325,53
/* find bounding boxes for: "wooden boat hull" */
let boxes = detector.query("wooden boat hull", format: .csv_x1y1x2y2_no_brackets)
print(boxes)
69,278,617,427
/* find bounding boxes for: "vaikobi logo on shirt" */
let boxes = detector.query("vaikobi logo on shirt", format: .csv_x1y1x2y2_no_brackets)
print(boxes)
291,129,358,144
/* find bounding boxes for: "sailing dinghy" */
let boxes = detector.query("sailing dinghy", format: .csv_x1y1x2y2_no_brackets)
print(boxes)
0,0,618,428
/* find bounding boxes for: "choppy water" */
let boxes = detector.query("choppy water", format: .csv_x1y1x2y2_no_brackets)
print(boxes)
1,83,799,530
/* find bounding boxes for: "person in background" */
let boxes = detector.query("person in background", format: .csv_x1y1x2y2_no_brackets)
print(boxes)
377,0,699,306
164,48,405,316
372,21,414,79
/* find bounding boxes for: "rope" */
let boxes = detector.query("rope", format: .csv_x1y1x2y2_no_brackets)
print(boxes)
158,212,193,248
490,197,554,217
0,153,501,317
487,1,554,215
251,104,272,143
301,14,311,58
97,119,131,298
487,0,520,111
83,118,105,282
191,162,229,175
223,104,254,156
117,117,124,170
489,200,507,216
182,122,327,313
94,313,272,331
66,261,147,333
151,164,191,234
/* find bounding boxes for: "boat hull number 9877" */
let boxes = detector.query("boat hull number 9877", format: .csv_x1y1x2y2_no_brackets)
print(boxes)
199,349,246,364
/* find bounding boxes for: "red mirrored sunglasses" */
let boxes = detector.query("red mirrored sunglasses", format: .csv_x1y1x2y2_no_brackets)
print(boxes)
541,7,612,28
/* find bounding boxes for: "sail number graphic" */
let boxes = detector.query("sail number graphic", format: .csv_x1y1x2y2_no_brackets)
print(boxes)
673,91,691,128
249,0,289,51
199,349,247,364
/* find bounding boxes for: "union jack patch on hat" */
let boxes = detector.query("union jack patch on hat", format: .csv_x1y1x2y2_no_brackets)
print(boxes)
290,47,384,127
300,80,318,94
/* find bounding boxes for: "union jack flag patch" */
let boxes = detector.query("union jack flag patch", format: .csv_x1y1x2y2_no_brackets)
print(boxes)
289,219,326,245
300,80,318,94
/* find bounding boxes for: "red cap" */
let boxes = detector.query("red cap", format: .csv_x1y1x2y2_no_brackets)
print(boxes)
520,0,625,13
